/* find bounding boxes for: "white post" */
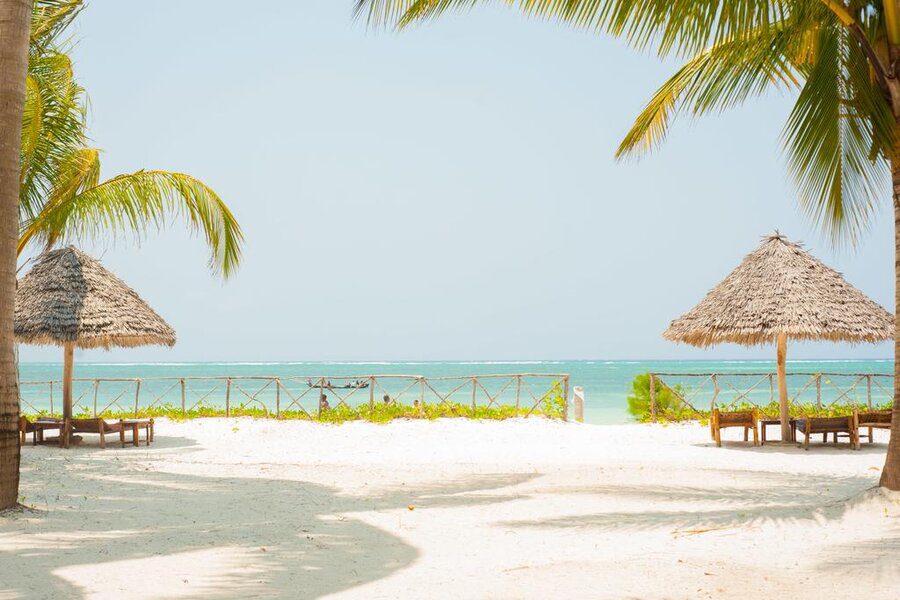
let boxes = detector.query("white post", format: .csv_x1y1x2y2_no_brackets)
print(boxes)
573,386,585,423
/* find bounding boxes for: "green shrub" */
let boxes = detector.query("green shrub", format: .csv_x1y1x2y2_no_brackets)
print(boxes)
627,373,693,422
540,381,568,419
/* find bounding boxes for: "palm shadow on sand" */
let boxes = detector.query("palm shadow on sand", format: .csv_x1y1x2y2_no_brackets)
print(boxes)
497,470,876,533
1,435,536,599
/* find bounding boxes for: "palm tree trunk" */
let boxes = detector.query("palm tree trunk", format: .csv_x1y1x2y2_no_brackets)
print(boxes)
0,0,32,511
881,160,900,489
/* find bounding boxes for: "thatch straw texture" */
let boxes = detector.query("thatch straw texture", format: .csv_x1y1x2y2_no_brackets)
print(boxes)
15,246,176,349
664,234,893,347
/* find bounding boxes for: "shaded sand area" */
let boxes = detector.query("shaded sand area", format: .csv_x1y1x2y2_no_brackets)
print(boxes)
2,418,900,599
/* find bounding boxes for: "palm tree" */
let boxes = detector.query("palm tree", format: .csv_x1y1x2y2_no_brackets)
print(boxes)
21,1,243,277
0,0,33,511
358,0,900,489
0,1,245,508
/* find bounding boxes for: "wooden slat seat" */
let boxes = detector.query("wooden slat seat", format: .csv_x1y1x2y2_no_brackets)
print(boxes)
793,411,860,450
19,416,63,445
858,409,892,443
710,409,759,447
67,418,126,448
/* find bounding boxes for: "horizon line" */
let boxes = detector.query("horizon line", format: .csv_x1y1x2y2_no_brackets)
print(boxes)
15,358,895,365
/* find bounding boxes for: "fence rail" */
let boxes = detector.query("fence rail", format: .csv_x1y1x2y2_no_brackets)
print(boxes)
648,372,893,421
18,373,570,420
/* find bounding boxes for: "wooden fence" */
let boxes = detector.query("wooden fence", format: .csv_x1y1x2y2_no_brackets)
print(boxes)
18,373,570,420
648,372,893,422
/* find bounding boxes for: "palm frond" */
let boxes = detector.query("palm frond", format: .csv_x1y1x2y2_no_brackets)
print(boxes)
31,0,83,55
616,21,805,159
359,0,793,58
18,147,101,253
782,24,891,246
20,170,244,279
20,49,87,220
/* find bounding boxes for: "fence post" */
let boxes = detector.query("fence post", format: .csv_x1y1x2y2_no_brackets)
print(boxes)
49,381,54,415
275,378,281,418
226,378,232,417
92,380,99,417
769,374,774,405
573,386,584,422
816,374,822,411
471,377,477,411
867,375,872,410
562,376,569,422
515,375,521,416
711,374,719,412
318,377,325,418
134,380,141,417
180,378,186,416
369,376,375,411
649,374,657,423
419,377,425,416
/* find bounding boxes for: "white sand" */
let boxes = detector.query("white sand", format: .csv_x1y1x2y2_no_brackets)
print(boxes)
2,418,900,599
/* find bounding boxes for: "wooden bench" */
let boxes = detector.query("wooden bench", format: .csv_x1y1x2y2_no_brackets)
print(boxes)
710,409,759,447
793,412,860,451
66,418,125,448
857,409,891,444
19,416,63,445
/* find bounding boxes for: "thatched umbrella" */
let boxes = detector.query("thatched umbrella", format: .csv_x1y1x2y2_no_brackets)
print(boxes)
15,247,175,444
664,233,893,441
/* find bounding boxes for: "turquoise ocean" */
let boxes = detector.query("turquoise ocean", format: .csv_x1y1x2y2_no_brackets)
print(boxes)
17,360,894,424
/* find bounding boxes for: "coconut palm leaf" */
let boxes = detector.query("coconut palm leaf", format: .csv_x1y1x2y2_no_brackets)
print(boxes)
615,21,806,159
30,0,83,55
783,23,892,246
19,168,243,279
358,0,786,57
21,50,86,220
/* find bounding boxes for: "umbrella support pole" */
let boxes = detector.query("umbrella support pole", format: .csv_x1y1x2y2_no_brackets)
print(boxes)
62,342,73,448
777,334,790,441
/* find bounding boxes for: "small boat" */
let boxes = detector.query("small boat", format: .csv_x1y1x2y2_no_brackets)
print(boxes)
306,379,369,390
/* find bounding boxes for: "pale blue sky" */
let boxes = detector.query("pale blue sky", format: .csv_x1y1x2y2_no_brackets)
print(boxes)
19,1,894,362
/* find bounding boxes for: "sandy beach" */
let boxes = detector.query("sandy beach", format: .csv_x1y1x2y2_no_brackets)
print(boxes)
2,418,899,599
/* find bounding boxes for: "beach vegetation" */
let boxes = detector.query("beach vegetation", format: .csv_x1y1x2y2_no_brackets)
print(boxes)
22,395,568,424
627,374,891,423
540,381,568,417
627,373,690,422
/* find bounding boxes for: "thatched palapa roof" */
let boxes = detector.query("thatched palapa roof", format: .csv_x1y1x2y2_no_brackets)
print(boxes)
664,234,893,347
15,246,176,349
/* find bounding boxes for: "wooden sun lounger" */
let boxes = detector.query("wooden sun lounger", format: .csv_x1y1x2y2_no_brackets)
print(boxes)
19,416,35,444
19,416,63,445
66,418,126,448
793,411,860,451
710,409,759,447
857,409,892,444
